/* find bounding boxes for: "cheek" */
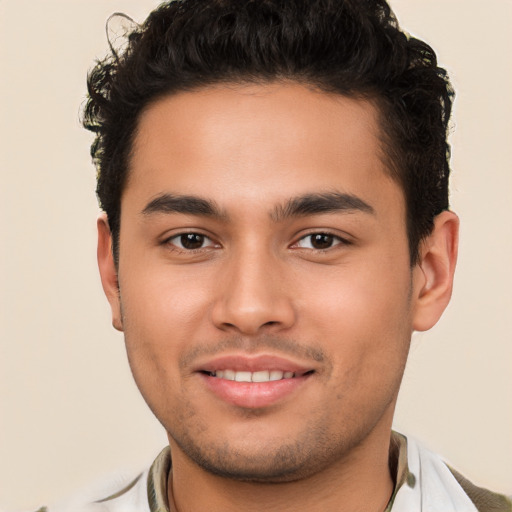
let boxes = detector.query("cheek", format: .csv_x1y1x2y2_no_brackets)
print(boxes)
117,267,215,402
120,262,215,331
302,264,412,419
299,255,413,367
303,256,411,319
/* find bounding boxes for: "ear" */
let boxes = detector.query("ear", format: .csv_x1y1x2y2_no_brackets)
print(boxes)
97,213,123,331
412,210,459,332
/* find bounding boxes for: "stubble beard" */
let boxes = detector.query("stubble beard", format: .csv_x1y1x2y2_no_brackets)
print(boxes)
163,391,396,484
121,309,410,484
168,419,358,483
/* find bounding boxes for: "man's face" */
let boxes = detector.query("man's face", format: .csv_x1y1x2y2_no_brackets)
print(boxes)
105,83,422,481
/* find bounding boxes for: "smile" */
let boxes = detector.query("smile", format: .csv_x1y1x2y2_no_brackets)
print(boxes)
199,367,314,408
195,354,317,408
207,370,296,382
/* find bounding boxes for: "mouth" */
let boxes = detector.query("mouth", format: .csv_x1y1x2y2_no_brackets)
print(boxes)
201,369,313,382
196,355,316,408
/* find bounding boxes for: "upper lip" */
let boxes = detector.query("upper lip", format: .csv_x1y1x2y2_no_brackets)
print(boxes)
194,354,315,376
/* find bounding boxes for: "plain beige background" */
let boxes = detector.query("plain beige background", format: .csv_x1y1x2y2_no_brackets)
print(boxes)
1,0,511,509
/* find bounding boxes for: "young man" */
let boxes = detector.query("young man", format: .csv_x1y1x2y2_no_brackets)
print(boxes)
39,0,510,510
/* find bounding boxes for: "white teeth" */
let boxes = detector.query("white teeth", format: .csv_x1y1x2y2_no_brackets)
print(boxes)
223,369,236,380
210,369,296,382
235,371,252,382
251,370,270,382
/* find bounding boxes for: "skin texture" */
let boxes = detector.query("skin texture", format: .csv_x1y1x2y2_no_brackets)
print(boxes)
97,83,458,512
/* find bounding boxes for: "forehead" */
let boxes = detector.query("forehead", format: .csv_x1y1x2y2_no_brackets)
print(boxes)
127,83,402,215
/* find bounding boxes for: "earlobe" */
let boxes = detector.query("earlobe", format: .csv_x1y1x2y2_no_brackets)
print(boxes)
97,213,124,331
412,210,459,332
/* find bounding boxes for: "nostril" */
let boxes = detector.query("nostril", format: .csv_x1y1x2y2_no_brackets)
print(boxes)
211,295,296,335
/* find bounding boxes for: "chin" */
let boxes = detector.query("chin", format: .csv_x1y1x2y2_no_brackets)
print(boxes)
169,421,358,483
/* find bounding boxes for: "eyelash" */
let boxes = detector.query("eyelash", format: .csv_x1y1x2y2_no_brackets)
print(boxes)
164,232,218,252
163,231,350,253
292,231,351,251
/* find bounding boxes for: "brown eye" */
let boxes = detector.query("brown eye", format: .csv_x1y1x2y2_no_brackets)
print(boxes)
167,232,215,250
180,233,205,249
310,233,334,249
295,233,344,250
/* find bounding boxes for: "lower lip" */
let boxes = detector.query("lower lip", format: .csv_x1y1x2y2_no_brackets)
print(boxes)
200,373,311,409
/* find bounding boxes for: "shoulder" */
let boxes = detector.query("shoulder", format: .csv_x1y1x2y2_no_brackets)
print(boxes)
27,470,150,512
25,447,171,512
395,433,512,512
448,466,512,512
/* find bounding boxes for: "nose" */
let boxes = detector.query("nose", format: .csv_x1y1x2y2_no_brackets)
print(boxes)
211,247,296,335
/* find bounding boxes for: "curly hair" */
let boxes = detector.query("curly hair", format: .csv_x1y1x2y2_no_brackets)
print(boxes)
82,0,454,265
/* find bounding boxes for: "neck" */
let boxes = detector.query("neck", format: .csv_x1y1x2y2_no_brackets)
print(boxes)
167,426,395,512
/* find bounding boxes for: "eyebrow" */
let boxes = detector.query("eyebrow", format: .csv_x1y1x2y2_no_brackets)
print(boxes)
141,191,374,221
142,193,225,218
271,192,375,222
